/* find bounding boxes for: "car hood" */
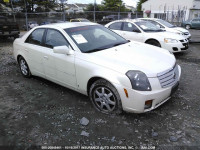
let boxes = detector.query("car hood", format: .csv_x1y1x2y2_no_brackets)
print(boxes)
169,27,189,33
81,41,176,78
166,27,189,34
146,31,185,40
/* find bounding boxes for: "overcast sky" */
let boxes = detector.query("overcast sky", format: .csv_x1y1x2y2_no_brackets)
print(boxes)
67,0,139,7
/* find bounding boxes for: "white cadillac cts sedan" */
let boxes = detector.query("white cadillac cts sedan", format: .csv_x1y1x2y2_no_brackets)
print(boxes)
105,19,189,53
13,22,181,114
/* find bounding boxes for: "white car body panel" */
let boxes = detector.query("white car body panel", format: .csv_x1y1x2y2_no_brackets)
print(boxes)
140,18,191,39
13,22,181,113
105,19,189,53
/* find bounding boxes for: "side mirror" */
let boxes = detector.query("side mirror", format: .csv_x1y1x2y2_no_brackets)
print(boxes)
53,45,74,55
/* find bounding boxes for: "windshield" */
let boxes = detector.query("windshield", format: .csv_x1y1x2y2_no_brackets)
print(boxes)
157,20,175,28
135,21,163,32
65,25,129,53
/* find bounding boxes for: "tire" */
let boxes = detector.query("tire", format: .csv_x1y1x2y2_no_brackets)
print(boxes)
146,40,161,47
185,24,191,30
18,57,31,78
89,79,122,114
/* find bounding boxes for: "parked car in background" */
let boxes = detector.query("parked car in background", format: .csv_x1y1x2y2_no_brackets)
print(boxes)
0,16,20,39
23,21,38,30
70,18,90,22
105,19,189,53
13,22,181,114
102,15,118,21
140,18,191,40
181,18,200,29
40,21,51,25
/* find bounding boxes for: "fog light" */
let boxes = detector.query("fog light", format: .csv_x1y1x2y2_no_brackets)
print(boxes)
145,100,153,109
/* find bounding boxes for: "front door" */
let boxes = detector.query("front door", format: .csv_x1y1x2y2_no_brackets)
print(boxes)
121,22,143,42
43,29,77,89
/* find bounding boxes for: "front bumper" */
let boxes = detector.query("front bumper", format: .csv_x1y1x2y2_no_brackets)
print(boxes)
161,40,189,53
113,65,181,113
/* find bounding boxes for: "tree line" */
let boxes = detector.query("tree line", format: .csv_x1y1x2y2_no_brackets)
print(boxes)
0,0,147,13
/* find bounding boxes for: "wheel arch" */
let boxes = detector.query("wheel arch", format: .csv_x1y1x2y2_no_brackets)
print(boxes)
87,76,116,96
145,38,160,44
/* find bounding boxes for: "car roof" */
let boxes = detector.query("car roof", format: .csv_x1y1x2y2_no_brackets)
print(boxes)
39,22,98,29
111,19,147,23
139,18,160,21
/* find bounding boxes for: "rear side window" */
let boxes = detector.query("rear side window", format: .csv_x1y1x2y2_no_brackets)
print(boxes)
109,22,122,30
25,28,45,46
122,22,139,31
44,29,70,48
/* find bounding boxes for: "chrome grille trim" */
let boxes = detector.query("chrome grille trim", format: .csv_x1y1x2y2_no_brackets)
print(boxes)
157,64,179,88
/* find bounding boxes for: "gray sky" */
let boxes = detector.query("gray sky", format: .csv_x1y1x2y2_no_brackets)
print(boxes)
68,0,139,7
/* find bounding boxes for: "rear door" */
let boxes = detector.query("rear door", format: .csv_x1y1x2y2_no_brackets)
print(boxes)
108,22,123,36
24,28,46,77
191,19,199,28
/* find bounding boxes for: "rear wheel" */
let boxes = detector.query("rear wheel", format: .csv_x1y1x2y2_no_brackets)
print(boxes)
89,79,122,114
18,57,31,78
185,24,191,30
146,40,161,47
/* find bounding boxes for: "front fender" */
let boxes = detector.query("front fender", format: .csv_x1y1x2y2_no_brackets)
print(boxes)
75,58,132,95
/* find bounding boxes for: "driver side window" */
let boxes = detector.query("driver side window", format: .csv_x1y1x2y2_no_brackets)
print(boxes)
44,29,70,49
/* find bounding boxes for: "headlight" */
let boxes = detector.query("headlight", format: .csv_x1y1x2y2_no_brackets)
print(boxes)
164,38,178,43
175,32,183,35
126,71,152,91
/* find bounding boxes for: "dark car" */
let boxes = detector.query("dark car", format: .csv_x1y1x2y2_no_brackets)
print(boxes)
0,16,20,39
40,21,51,25
181,18,200,29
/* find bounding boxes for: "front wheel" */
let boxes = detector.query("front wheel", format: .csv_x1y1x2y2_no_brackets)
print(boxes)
18,57,31,78
89,79,122,114
146,40,161,47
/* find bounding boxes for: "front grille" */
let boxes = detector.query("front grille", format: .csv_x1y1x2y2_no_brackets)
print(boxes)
179,39,188,43
157,64,179,88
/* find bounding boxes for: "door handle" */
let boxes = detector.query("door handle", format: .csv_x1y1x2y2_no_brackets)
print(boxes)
43,56,48,59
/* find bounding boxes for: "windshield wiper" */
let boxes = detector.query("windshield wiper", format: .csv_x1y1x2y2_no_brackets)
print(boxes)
112,41,129,47
145,29,163,32
84,48,106,53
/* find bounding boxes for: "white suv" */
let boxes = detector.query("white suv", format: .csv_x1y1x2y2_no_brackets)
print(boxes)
105,19,189,53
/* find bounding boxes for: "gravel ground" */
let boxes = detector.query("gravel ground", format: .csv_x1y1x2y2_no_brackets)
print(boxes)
0,30,200,150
